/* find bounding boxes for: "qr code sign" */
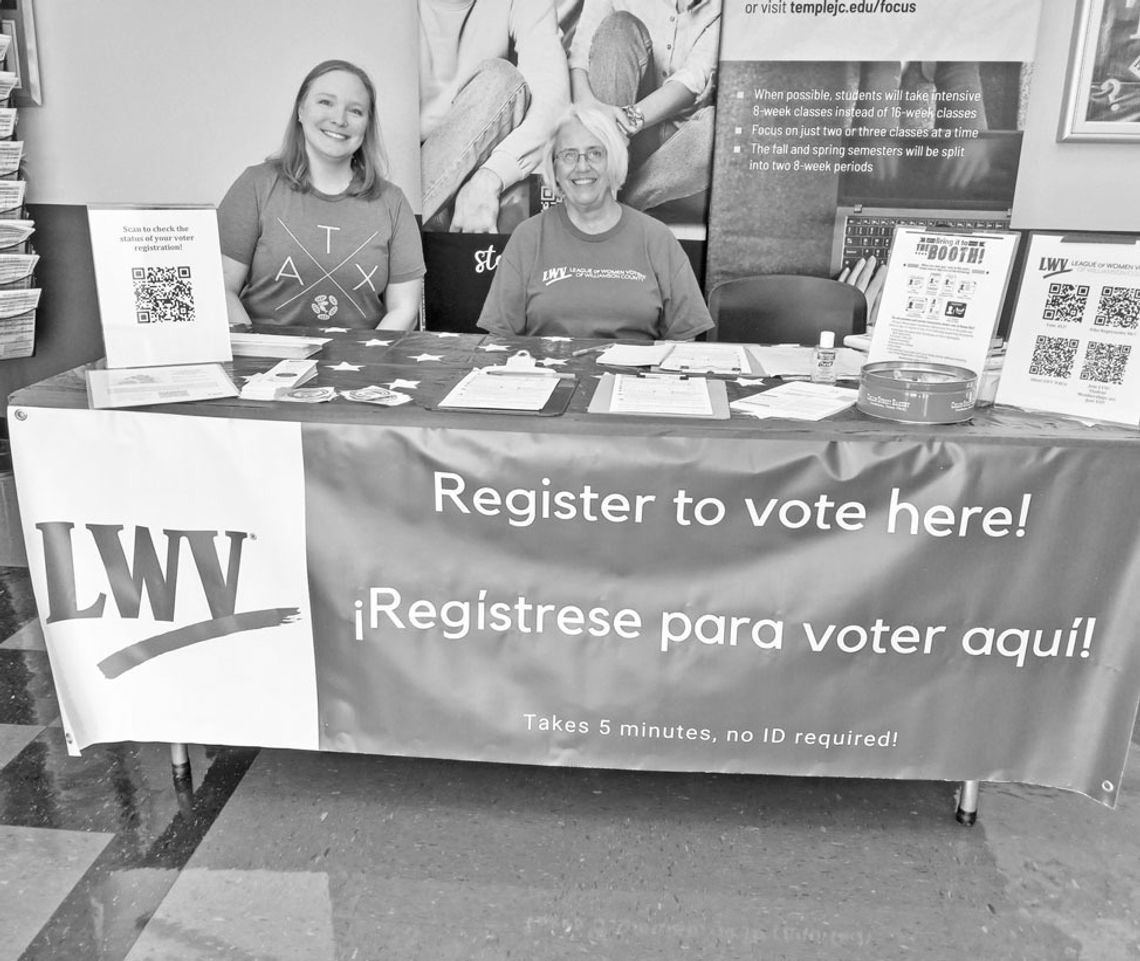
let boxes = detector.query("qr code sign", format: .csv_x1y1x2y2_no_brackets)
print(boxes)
1080,341,1131,385
132,265,194,324
1042,283,1089,323
1028,334,1079,378
1093,286,1140,330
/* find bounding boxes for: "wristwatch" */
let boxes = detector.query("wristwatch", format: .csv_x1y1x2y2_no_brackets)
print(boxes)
622,104,645,133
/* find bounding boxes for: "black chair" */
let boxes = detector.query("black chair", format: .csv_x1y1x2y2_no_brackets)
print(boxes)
707,274,868,345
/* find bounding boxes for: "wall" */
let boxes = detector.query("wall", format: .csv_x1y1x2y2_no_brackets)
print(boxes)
18,0,421,208
1013,0,1138,230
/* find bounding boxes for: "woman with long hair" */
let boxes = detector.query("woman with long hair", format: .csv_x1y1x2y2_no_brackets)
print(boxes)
219,60,424,329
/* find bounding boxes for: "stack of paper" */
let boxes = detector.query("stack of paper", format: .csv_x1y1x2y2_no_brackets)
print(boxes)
731,382,858,421
240,359,319,400
595,343,673,367
656,341,754,375
230,331,330,359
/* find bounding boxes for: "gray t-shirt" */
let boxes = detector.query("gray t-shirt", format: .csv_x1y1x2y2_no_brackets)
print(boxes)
218,163,425,327
477,203,713,341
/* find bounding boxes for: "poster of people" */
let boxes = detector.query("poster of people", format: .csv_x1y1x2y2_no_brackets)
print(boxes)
418,0,723,235
705,0,1042,293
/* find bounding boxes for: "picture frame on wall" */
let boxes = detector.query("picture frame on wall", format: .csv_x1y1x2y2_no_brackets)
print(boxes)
0,0,40,107
1058,0,1140,141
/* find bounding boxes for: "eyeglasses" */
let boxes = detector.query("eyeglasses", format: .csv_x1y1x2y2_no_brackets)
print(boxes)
554,146,606,167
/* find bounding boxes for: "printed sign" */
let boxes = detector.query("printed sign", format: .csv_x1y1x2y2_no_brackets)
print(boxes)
996,233,1140,425
87,205,232,368
11,408,1140,806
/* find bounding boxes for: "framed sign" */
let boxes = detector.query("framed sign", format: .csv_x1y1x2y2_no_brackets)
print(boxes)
1059,0,1140,141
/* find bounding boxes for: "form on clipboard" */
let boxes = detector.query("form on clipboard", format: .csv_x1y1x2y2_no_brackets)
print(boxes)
588,373,730,419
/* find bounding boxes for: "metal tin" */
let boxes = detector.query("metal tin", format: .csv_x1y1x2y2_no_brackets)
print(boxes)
857,361,978,424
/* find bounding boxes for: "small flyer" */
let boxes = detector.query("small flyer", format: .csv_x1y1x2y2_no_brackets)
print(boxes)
867,227,1021,379
995,233,1140,426
87,205,232,369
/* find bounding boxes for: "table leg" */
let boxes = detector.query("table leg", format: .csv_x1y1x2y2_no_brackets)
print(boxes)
956,779,979,825
171,742,191,781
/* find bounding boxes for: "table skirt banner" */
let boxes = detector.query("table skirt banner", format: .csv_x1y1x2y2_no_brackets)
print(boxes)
11,407,1140,806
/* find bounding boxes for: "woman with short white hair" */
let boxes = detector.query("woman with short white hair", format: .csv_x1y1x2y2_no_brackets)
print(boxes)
477,104,712,341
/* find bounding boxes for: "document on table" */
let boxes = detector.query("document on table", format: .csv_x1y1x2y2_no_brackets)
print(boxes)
437,368,559,411
596,343,674,367
656,341,753,375
607,373,714,417
86,363,238,409
731,382,858,420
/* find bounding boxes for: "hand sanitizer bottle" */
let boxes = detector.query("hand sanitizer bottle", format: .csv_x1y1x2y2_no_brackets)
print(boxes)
812,330,837,385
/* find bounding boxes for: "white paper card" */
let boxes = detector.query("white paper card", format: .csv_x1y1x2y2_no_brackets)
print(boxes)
996,233,1140,426
868,227,1020,378
88,205,232,369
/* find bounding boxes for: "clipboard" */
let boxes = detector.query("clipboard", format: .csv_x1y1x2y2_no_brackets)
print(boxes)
427,371,577,416
587,372,730,419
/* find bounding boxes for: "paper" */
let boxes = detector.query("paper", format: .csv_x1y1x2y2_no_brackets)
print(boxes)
656,341,751,375
868,227,1020,378
608,373,714,417
750,345,865,379
596,343,674,367
230,332,330,359
438,368,558,411
86,364,238,409
731,382,858,421
87,205,232,369
996,233,1140,426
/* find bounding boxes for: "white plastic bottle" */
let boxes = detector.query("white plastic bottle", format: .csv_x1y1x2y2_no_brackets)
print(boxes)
811,330,837,385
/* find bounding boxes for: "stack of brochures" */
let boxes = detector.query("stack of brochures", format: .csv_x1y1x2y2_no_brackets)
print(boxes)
229,331,330,359
86,364,239,409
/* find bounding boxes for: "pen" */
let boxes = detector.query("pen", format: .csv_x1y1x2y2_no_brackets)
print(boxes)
484,368,576,380
571,344,607,357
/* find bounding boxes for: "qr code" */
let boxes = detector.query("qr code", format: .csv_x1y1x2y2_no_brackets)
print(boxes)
1080,341,1131,385
1028,334,1079,378
1042,282,1089,323
132,265,194,324
1092,285,1140,330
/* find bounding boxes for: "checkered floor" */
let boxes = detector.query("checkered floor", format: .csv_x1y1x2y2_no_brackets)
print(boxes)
0,566,256,961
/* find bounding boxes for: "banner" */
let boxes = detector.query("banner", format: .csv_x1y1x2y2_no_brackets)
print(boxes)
11,406,1140,805
706,0,1042,291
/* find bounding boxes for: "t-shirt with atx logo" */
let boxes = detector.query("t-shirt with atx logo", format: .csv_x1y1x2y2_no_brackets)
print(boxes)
476,202,713,341
218,163,426,328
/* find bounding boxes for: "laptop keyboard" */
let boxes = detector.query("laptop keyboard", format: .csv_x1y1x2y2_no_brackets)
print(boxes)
841,214,1010,267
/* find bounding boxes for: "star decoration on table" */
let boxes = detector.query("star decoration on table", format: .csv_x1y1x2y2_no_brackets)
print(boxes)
387,379,420,390
539,357,568,367
327,361,363,372
410,353,443,363
478,343,511,352
361,338,392,347
321,327,350,333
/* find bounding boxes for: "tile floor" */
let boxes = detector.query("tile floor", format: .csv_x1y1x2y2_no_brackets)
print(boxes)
2,564,1139,960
